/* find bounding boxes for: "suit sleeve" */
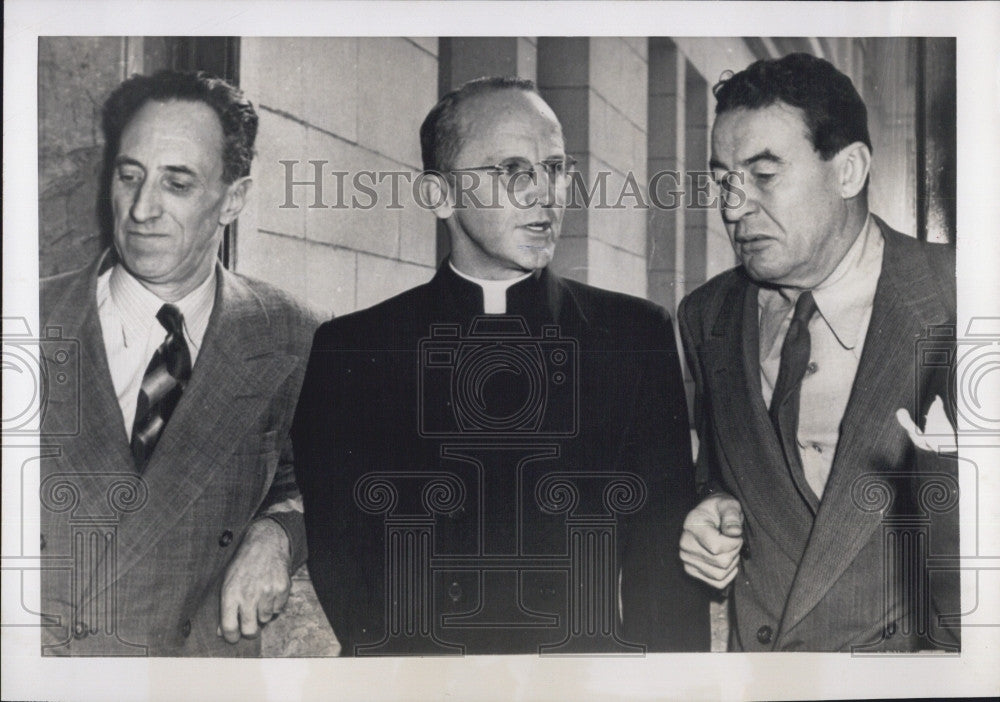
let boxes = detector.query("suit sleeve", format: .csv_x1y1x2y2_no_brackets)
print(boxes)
677,295,722,498
256,431,308,572
618,303,710,651
252,309,318,573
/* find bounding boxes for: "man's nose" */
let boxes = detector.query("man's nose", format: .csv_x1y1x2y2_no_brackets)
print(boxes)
535,166,565,209
720,174,757,223
129,180,163,222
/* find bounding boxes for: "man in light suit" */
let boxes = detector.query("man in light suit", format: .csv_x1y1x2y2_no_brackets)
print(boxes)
678,53,959,651
39,70,317,655
294,77,709,655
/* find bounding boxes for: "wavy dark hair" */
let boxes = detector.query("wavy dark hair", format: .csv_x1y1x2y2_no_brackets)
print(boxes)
101,69,258,183
713,52,871,160
97,70,257,242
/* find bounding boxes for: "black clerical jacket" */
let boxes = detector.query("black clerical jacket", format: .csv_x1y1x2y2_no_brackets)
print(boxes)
293,262,709,655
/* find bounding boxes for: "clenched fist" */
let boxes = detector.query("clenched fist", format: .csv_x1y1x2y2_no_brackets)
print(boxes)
679,493,744,589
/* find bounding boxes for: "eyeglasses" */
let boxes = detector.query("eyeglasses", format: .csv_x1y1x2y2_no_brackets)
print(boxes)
452,156,578,192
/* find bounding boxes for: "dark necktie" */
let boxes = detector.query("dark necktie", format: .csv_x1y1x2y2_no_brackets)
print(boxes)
130,304,192,471
769,290,818,438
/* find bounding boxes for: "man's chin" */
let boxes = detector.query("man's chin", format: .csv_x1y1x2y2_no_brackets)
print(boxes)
516,248,554,272
115,253,172,286
741,254,786,284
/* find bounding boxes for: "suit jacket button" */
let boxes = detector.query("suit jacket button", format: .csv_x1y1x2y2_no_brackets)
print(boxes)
182,620,192,638
448,581,462,603
73,622,88,640
219,530,234,547
756,625,773,645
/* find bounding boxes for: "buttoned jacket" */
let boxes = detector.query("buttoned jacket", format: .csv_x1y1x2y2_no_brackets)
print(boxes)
39,252,317,656
679,218,960,652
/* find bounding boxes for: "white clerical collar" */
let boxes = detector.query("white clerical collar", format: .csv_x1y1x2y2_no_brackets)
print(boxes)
449,261,534,314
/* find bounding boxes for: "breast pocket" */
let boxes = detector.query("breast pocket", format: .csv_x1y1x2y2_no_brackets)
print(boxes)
235,428,278,457
229,429,281,509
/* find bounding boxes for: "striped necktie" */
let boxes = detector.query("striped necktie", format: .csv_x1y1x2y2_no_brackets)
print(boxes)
130,304,192,471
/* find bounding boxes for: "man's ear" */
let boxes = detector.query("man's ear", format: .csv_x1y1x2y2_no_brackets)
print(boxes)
220,176,252,226
418,172,455,221
835,142,871,200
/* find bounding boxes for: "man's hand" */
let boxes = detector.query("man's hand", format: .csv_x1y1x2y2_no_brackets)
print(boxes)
679,493,744,589
219,518,292,644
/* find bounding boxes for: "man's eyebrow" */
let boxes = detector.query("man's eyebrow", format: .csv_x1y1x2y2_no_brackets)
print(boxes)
710,150,784,172
113,155,144,169
743,149,784,167
163,165,199,178
113,157,199,178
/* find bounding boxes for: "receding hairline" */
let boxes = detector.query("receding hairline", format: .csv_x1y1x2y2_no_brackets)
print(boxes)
421,79,561,173
451,87,563,146
117,98,229,177
124,96,225,127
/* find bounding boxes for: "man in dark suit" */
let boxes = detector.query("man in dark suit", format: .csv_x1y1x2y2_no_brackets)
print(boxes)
39,71,317,655
678,54,959,651
294,77,708,655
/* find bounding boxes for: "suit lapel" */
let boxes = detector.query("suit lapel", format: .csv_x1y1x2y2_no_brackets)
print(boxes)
93,267,300,596
42,254,136,509
545,270,592,338
702,276,814,563
780,222,952,635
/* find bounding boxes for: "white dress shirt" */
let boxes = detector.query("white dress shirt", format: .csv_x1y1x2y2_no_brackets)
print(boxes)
449,261,533,314
758,216,884,500
97,264,217,436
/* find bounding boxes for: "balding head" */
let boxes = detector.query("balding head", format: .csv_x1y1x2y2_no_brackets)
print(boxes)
420,76,544,174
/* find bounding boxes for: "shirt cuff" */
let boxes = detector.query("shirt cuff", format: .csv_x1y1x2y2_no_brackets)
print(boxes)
256,511,307,573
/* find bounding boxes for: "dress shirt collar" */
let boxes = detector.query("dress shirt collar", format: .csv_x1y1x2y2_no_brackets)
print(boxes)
448,261,535,314
101,262,217,355
759,214,883,353
810,214,883,350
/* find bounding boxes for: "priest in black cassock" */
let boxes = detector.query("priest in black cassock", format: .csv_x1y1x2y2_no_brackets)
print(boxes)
292,76,709,655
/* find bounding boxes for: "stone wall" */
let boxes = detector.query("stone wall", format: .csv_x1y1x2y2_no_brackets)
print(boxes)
236,38,439,320
38,37,125,277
